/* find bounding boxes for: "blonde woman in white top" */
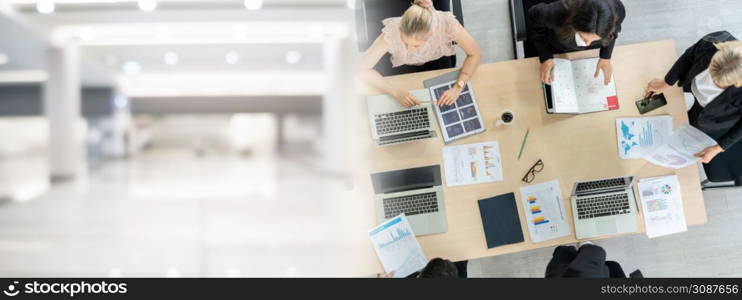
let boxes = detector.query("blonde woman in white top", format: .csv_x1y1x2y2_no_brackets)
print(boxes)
360,0,481,107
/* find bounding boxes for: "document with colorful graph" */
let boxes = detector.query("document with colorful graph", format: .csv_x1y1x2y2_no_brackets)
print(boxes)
441,141,503,187
518,180,570,243
638,175,687,238
644,124,718,169
615,116,673,159
368,214,427,278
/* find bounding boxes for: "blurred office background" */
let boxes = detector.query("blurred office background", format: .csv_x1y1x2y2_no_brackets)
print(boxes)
0,0,362,277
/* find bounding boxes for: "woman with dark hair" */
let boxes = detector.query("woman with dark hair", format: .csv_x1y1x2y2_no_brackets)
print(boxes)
378,258,468,278
528,0,626,85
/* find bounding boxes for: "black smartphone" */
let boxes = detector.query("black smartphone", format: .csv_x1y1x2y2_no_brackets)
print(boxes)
636,93,668,114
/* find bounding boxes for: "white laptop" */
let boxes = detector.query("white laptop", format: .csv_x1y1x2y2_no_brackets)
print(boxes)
370,165,448,236
367,89,436,146
570,176,639,239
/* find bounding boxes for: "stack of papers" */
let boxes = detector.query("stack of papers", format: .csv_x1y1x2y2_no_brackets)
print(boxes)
616,118,718,169
368,215,427,278
637,175,687,238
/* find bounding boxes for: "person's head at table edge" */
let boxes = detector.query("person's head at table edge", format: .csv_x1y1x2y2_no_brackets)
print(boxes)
559,0,621,47
416,258,459,278
399,4,433,52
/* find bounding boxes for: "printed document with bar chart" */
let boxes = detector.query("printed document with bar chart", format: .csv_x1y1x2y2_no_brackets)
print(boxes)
368,215,427,278
518,180,570,243
616,116,674,159
441,141,503,187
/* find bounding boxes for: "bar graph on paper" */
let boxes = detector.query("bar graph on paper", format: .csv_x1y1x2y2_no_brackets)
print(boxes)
378,227,412,250
519,180,570,243
369,215,428,278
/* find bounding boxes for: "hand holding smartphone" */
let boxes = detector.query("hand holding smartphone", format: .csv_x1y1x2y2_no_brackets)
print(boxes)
636,93,668,114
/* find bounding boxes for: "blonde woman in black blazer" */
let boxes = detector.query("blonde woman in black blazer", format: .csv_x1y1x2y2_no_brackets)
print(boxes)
646,31,742,163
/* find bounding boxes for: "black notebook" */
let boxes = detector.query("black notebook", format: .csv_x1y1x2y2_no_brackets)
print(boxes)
477,193,525,248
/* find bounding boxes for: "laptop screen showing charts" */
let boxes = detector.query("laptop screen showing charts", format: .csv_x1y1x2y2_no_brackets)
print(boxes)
428,81,486,144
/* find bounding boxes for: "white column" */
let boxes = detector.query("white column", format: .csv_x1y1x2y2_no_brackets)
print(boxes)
319,36,357,174
44,43,85,182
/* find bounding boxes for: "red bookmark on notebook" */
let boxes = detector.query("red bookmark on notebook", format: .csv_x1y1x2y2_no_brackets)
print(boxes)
607,96,619,110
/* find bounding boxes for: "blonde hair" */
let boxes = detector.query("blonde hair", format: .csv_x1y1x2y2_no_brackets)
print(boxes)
711,41,742,87
400,4,432,39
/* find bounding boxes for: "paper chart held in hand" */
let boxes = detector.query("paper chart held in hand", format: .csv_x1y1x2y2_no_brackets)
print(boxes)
442,141,503,187
644,124,718,169
616,116,673,159
368,214,427,278
518,180,570,243
637,175,687,238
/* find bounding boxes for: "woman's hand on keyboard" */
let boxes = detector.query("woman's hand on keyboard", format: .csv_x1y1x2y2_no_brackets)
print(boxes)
393,89,420,108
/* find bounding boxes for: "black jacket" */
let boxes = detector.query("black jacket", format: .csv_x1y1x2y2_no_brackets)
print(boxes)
545,245,609,278
527,0,626,63
664,31,742,150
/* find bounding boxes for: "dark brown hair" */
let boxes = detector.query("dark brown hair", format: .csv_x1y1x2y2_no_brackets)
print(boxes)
418,258,459,278
558,0,619,47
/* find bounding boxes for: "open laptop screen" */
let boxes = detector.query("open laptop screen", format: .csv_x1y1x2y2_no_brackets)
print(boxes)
371,165,441,195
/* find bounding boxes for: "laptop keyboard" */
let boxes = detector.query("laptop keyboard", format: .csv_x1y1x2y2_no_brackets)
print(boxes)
383,192,439,219
375,108,430,136
575,178,627,193
576,193,631,220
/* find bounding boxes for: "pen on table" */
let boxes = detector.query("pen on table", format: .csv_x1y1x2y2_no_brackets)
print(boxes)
517,129,530,160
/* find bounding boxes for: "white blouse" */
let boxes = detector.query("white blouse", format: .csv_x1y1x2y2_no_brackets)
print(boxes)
691,69,726,107
575,33,588,47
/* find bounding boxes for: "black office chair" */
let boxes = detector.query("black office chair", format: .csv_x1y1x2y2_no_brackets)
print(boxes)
509,0,559,59
354,0,464,76
606,261,643,278
701,144,742,190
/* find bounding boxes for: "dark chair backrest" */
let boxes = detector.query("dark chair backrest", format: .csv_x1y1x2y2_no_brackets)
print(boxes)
703,143,742,185
509,0,559,59
604,261,626,278
354,0,463,76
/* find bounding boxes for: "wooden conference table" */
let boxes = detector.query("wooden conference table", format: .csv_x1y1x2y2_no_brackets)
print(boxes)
354,40,707,274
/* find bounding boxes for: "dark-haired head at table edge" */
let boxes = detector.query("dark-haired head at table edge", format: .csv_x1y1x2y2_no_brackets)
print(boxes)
528,0,626,86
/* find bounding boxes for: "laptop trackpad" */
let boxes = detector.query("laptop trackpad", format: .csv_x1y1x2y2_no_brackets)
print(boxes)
596,219,618,234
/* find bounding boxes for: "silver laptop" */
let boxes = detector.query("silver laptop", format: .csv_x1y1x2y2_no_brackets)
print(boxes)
367,89,436,146
370,165,447,236
570,176,639,239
